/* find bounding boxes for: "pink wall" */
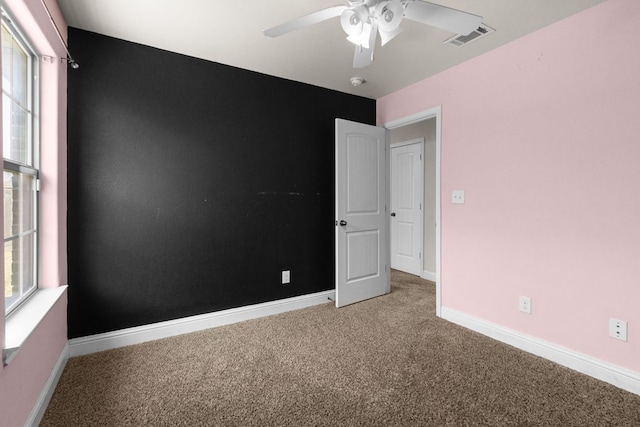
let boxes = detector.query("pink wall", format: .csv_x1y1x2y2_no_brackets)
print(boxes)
43,0,67,42
0,295,67,426
1,0,68,425
378,0,640,373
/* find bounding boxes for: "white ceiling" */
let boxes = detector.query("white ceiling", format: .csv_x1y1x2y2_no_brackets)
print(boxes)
57,0,604,99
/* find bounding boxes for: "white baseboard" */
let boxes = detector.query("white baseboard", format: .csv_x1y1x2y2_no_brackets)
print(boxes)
440,307,640,396
27,342,69,427
421,270,436,282
69,290,335,358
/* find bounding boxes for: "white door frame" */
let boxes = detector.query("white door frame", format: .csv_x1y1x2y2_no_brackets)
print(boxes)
383,106,442,317
390,138,424,276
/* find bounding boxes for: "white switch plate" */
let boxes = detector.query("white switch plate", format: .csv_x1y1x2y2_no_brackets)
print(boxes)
282,270,290,284
452,190,465,204
609,318,628,341
519,296,532,314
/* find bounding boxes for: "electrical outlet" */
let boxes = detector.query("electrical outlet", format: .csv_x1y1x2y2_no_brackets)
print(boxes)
519,296,532,314
452,190,465,204
609,318,628,341
282,270,290,285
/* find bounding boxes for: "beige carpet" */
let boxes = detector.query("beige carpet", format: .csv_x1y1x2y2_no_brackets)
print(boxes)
42,271,640,426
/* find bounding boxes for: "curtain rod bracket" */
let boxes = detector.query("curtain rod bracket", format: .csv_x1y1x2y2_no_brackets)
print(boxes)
61,56,79,69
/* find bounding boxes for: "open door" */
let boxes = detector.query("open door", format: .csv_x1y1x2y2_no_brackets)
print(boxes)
335,118,389,307
390,139,424,276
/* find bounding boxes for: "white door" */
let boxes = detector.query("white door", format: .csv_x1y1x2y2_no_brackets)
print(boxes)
335,118,389,308
390,140,423,275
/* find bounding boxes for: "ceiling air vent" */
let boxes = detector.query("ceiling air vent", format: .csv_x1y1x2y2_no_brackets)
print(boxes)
443,24,495,47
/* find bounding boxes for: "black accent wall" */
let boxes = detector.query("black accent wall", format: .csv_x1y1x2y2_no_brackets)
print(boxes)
67,28,375,338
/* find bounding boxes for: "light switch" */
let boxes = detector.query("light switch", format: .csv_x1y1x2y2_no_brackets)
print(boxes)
452,190,465,204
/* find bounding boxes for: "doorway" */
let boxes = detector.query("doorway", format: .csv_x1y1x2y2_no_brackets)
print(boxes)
390,139,424,276
384,107,442,316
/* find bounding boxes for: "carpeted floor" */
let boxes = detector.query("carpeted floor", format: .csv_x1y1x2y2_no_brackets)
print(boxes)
41,271,640,426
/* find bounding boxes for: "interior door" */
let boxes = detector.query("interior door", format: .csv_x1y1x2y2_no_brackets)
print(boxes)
335,118,389,308
390,140,423,275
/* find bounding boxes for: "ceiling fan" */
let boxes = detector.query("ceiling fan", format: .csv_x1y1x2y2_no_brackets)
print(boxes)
263,0,483,68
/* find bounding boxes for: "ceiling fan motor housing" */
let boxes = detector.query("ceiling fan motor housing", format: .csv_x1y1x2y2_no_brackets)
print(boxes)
341,0,404,48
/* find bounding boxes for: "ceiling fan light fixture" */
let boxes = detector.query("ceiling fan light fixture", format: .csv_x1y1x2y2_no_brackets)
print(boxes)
376,0,403,32
340,9,362,37
341,5,372,46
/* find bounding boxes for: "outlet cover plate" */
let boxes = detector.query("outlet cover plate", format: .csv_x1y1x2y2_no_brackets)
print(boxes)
609,318,628,341
519,296,532,314
282,270,290,285
452,190,465,204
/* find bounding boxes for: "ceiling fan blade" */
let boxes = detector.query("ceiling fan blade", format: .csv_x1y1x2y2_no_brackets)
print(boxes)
353,23,378,68
403,0,482,36
263,5,348,37
353,44,374,68
379,26,403,46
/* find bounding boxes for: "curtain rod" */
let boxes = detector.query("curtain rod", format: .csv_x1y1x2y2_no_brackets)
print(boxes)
39,0,78,69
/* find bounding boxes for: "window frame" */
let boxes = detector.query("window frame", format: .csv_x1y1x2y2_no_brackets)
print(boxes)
2,6,40,316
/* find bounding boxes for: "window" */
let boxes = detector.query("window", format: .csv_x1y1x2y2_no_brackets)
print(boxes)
2,11,38,315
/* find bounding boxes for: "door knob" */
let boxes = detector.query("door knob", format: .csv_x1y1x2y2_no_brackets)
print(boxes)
390,212,396,217
339,220,347,226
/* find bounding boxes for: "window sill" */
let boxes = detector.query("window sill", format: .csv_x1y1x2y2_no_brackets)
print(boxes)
3,286,67,366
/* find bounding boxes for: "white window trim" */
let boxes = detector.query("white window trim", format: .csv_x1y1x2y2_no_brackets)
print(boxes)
3,285,66,365
2,4,41,317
